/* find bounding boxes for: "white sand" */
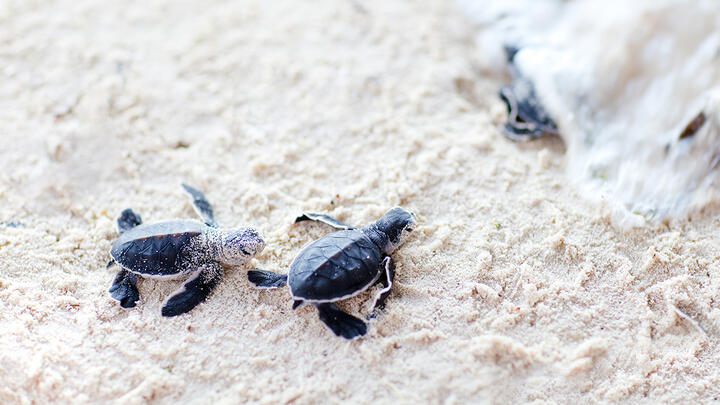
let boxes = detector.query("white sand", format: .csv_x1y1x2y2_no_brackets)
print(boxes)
1,0,719,403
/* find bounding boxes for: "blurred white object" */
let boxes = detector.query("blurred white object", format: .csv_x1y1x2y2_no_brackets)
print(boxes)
460,0,720,226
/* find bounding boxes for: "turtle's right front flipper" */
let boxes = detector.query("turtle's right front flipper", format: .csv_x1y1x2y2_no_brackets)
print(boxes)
162,263,223,317
247,270,288,288
162,264,223,317
316,303,367,339
369,256,395,319
295,212,355,230
109,269,140,308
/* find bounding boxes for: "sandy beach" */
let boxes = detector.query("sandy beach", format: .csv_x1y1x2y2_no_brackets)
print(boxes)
2,0,720,403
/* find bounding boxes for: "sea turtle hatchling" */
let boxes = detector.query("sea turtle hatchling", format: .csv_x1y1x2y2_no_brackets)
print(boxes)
498,45,560,141
248,207,417,339
107,184,265,317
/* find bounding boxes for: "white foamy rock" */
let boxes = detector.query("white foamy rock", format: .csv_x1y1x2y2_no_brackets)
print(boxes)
461,0,720,226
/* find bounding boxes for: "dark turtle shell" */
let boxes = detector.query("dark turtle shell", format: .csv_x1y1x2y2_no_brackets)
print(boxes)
110,220,205,276
288,229,383,301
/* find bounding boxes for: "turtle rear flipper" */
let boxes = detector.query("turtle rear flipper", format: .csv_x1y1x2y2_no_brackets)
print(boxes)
295,213,355,230
247,270,287,288
316,303,367,339
109,270,140,308
117,208,142,233
181,183,218,228
162,264,223,317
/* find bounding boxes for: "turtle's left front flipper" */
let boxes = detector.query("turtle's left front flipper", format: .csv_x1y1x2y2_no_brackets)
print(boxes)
162,263,223,317
181,184,218,228
295,212,355,230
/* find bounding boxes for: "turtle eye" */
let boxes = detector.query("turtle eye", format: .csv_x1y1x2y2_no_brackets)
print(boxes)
239,247,251,256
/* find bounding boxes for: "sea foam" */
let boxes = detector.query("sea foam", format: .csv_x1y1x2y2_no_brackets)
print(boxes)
460,0,720,227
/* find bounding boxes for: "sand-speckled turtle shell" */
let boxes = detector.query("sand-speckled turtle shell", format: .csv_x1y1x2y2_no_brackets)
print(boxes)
110,220,205,277
288,229,382,301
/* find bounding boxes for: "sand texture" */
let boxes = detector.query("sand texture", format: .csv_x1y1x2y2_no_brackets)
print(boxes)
1,0,720,403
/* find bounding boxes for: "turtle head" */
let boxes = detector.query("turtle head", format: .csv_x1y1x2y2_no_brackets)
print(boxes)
373,207,418,253
218,227,265,265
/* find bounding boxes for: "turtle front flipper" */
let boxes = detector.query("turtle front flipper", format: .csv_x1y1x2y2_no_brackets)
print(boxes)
109,269,140,308
369,256,395,318
117,208,142,233
181,183,218,228
295,212,355,230
316,303,367,339
247,270,287,288
161,263,223,317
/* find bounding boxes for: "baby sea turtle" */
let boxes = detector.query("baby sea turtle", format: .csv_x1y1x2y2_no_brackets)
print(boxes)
107,184,265,317
248,207,417,339
499,45,559,141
